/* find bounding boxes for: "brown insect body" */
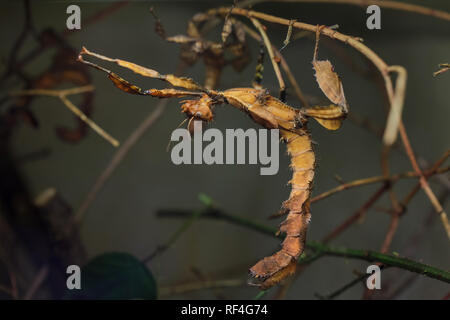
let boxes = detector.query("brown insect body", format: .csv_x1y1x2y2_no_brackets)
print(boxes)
78,47,347,289
220,88,314,288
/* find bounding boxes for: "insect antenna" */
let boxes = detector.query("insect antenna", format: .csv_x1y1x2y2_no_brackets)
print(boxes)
166,117,190,152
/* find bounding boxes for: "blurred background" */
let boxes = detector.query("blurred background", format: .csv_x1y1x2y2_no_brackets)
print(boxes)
0,0,449,299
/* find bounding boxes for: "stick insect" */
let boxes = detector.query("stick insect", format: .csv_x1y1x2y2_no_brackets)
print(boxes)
77,25,348,289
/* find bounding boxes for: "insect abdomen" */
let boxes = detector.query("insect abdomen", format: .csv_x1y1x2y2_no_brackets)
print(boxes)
279,129,314,257
249,129,314,288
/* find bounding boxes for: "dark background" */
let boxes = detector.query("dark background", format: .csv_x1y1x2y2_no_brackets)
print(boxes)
0,0,449,299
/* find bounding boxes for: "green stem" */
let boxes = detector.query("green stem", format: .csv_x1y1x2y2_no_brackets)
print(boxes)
253,290,268,300
143,194,213,263
157,204,450,284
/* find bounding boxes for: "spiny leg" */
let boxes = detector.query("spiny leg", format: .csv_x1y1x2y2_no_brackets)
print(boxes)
301,104,347,130
78,47,205,92
77,47,204,98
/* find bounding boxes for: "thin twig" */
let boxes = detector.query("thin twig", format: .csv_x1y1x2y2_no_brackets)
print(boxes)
434,63,450,77
74,62,188,223
236,19,309,106
398,125,450,239
24,265,49,300
321,183,389,243
1,0,132,83
74,99,167,223
311,165,449,203
10,85,119,147
239,0,450,22
317,268,386,300
250,18,286,101
143,207,203,263
142,194,214,264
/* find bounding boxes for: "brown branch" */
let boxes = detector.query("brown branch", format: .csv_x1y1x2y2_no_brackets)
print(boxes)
321,183,389,243
311,165,450,203
348,112,450,193
383,65,407,146
239,0,450,22
10,85,119,148
23,265,49,300
250,17,286,100
382,191,449,299
74,99,167,223
434,63,450,77
157,205,450,284
399,128,450,238
1,0,131,84
377,152,449,280
365,153,450,298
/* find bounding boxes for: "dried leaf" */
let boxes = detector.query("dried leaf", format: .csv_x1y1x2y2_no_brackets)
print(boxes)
312,25,348,113
312,60,348,112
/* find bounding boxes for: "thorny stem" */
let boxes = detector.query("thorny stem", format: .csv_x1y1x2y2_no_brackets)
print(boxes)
157,204,450,284
143,208,204,264
317,266,388,300
142,193,214,264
